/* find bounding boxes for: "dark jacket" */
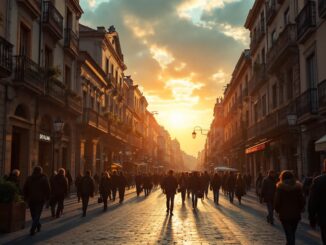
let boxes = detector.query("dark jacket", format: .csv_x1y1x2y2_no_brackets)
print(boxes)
210,175,221,191
52,174,68,198
308,173,326,226
118,175,127,189
99,176,112,196
261,176,276,202
111,174,119,189
227,174,236,192
189,175,201,193
274,179,305,222
163,175,178,195
23,173,50,203
79,175,95,197
235,177,246,197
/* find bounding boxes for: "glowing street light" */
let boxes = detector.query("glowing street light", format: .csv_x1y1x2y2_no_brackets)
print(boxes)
192,126,208,139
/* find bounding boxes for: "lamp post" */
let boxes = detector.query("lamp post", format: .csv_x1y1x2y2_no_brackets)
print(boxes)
52,118,64,173
286,113,302,176
192,126,208,139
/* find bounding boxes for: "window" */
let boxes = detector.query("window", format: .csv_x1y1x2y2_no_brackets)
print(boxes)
105,58,109,74
279,82,284,105
287,69,293,100
64,65,71,86
306,53,317,89
44,46,53,68
260,12,265,33
19,24,31,56
66,8,72,29
271,30,277,46
284,8,290,26
262,94,267,116
272,84,277,109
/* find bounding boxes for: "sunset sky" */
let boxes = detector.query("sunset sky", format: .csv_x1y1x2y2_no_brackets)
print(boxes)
80,0,254,157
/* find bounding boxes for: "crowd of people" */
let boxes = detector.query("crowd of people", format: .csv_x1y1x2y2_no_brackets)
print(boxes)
2,161,326,245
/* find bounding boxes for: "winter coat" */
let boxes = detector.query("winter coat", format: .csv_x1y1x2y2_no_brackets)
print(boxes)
23,173,50,203
261,176,276,203
274,179,305,222
163,175,178,195
52,174,68,198
210,175,222,191
79,176,95,197
308,173,326,226
235,178,246,197
99,177,112,197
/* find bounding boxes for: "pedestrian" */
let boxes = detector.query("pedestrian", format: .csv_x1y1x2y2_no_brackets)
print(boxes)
111,171,119,201
162,170,178,215
274,170,305,245
99,171,111,211
235,173,246,205
246,173,252,191
227,172,236,203
256,172,263,203
203,171,210,198
66,170,73,196
178,172,187,204
75,172,83,203
23,166,50,236
118,171,127,204
261,170,276,225
210,173,222,205
50,168,68,218
308,160,326,245
189,171,201,209
79,170,95,217
135,173,142,197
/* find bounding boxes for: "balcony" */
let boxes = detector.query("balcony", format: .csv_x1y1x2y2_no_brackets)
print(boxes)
296,1,316,44
319,0,326,18
318,80,326,114
250,27,265,54
42,1,63,40
17,0,41,19
296,88,318,118
64,28,79,57
14,55,44,93
267,24,298,72
248,64,267,95
110,124,126,141
45,78,66,105
66,91,83,115
267,0,277,24
0,37,13,78
83,108,108,133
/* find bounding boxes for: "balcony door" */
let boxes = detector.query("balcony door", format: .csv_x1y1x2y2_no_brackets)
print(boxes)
306,52,318,112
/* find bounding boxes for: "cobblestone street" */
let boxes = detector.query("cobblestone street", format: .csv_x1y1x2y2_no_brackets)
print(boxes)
0,188,321,245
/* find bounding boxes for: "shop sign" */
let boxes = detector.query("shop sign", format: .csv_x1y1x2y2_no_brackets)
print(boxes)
39,133,51,142
245,142,266,154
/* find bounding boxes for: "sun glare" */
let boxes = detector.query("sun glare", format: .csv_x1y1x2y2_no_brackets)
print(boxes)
168,111,188,128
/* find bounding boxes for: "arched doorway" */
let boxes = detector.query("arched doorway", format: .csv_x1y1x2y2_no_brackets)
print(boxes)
38,115,53,177
11,104,30,177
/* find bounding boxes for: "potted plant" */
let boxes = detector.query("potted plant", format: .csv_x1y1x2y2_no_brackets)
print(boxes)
0,178,26,233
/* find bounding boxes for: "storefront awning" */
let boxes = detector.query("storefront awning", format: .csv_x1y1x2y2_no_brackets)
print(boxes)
245,141,269,154
315,135,326,152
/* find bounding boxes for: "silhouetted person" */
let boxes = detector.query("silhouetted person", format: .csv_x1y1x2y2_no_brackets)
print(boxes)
23,166,50,236
179,172,187,204
210,173,222,205
75,173,83,203
235,173,246,205
66,170,73,196
309,160,326,245
79,170,95,217
261,170,276,225
203,171,210,198
135,173,142,196
227,172,236,203
111,171,119,201
118,172,127,203
274,171,305,245
51,168,68,218
99,171,111,211
189,172,201,209
162,170,178,215
256,172,263,203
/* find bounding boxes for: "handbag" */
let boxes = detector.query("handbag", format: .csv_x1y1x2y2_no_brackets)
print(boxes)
98,196,103,203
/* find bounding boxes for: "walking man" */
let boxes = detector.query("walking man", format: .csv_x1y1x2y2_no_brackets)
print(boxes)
210,173,222,205
79,170,95,217
261,170,277,225
309,160,326,244
163,170,178,215
51,168,68,218
23,166,50,236
118,171,127,204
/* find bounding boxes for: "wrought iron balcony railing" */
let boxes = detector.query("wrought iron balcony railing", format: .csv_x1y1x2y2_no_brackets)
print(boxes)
0,37,13,78
42,1,63,40
296,1,316,43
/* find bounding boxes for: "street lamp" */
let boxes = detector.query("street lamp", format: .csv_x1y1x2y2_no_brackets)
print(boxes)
192,126,208,139
52,118,65,173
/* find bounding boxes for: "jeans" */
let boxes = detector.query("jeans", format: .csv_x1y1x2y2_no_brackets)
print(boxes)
166,193,175,212
266,201,274,223
81,195,90,215
281,220,299,245
29,202,44,231
118,188,125,203
191,192,198,208
213,189,220,204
